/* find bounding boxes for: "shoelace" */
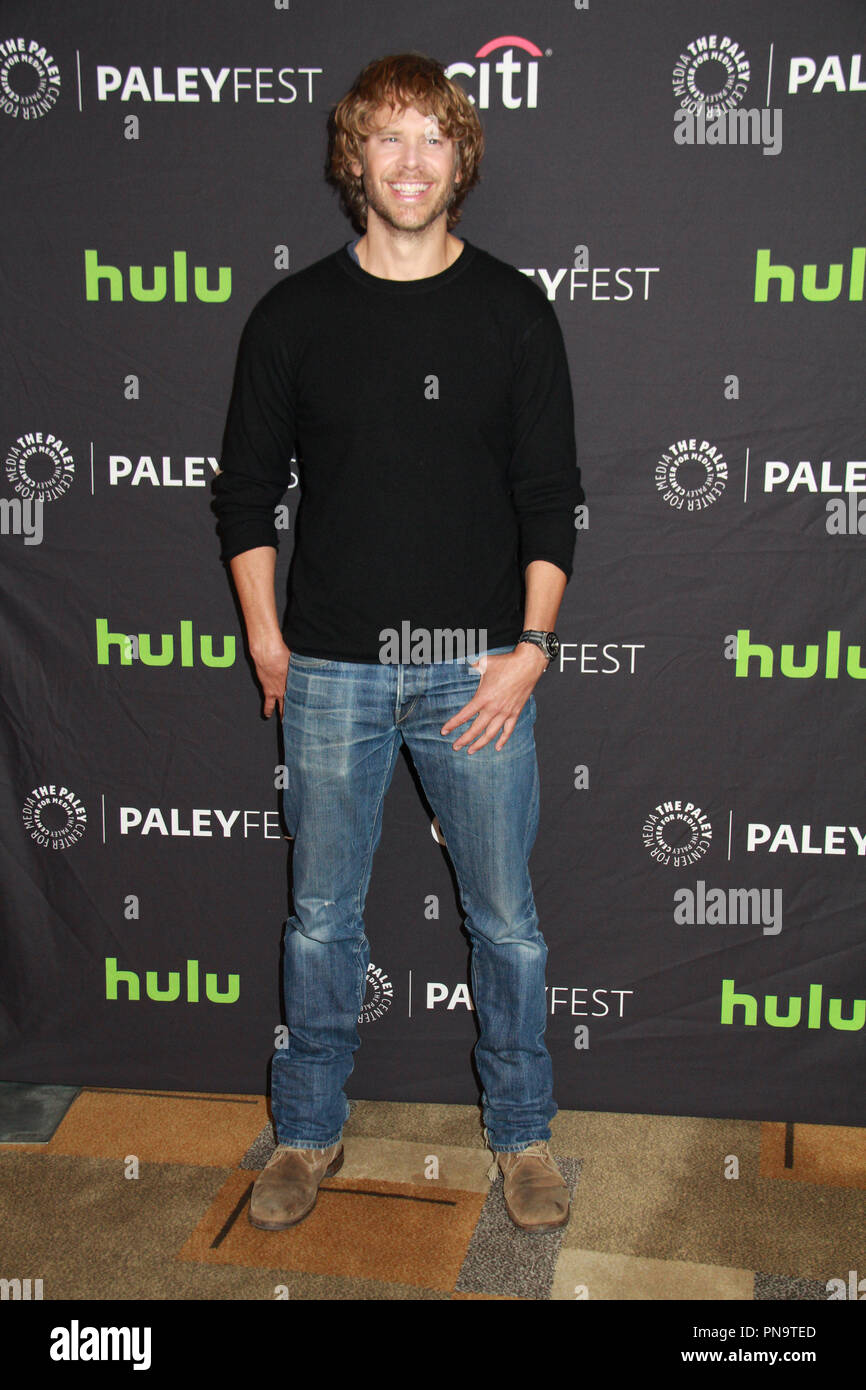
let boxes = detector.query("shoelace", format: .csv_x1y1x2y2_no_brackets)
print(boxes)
271,1144,334,1170
484,1134,552,1182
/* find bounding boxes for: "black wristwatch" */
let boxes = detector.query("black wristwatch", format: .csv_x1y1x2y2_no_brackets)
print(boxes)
517,630,560,668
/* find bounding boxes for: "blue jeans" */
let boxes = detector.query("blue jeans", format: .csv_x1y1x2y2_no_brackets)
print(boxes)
271,646,557,1152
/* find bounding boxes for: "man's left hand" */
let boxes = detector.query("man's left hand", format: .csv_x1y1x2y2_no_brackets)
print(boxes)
440,644,549,753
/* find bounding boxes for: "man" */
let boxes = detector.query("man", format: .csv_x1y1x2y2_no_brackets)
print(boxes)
212,52,582,1235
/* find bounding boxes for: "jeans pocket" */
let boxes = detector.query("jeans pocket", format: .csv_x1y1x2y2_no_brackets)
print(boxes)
289,653,334,669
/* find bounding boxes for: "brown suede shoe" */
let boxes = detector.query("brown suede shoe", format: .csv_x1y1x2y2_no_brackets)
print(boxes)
248,1143,344,1231
492,1141,570,1233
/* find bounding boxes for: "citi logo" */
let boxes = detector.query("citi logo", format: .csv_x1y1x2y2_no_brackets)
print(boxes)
106,956,239,1004
446,36,544,109
731,629,866,679
754,247,864,302
96,618,235,668
721,978,864,1031
84,249,231,303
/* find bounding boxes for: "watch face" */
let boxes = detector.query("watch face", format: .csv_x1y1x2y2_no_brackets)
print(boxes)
544,632,560,660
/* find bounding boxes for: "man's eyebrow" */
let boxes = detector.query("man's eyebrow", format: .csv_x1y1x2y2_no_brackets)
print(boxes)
371,123,445,136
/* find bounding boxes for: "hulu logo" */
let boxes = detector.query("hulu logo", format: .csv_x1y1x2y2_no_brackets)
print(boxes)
720,978,865,1031
84,250,231,302
733,629,866,679
105,957,239,1004
96,619,235,668
754,247,865,302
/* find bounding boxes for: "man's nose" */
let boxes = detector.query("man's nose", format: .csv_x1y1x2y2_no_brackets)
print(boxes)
397,144,424,170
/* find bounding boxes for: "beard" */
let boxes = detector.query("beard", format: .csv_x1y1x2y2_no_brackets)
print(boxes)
360,162,461,235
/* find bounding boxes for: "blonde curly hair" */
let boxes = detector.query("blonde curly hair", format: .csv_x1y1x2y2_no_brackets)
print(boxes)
328,52,485,232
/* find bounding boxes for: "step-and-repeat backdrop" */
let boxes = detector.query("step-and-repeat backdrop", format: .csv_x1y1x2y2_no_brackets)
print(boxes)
2,0,864,1124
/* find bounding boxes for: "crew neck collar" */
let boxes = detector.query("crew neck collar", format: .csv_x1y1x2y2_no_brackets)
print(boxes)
336,238,475,293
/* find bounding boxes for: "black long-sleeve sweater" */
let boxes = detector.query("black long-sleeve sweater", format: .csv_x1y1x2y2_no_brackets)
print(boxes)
213,238,582,661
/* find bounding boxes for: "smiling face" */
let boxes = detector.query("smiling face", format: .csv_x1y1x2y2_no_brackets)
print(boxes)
350,103,462,234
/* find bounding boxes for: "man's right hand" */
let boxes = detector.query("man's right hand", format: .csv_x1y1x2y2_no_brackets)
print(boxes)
251,638,291,719
227,546,288,718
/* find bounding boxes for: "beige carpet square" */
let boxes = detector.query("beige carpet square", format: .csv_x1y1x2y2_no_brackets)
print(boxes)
552,1247,754,1300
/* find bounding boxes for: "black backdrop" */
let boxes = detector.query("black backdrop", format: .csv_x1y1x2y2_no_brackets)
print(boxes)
2,0,864,1124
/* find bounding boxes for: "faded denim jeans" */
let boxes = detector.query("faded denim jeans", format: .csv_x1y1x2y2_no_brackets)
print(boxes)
271,646,557,1152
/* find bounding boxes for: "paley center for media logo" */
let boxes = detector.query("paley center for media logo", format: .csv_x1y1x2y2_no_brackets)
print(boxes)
672,34,781,156
22,785,87,849
0,37,59,119
655,438,728,512
360,964,394,1023
5,431,73,501
643,800,712,868
652,435,866,532
2,430,75,546
446,36,546,110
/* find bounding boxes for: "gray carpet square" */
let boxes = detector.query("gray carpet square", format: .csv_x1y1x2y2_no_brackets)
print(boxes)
754,1272,829,1300
456,1157,582,1299
239,1122,277,1169
0,1081,80,1142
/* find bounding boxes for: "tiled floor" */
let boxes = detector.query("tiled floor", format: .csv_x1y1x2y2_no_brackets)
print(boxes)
0,1088,863,1300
